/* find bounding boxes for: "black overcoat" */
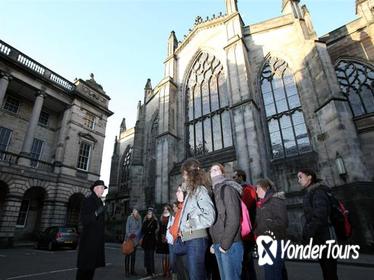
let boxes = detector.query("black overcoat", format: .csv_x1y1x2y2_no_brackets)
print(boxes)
77,192,106,270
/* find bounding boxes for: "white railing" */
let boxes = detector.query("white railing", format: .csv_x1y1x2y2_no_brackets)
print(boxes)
17,54,46,75
0,41,11,56
50,73,75,91
0,39,75,92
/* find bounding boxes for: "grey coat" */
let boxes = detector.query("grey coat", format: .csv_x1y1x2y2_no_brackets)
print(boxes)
125,214,142,246
179,186,215,234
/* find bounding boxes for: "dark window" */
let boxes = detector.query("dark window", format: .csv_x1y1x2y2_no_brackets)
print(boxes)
260,57,312,159
38,111,49,126
335,59,374,117
77,142,91,171
186,52,233,156
120,146,133,191
3,96,20,113
30,138,43,167
0,127,12,152
16,200,30,227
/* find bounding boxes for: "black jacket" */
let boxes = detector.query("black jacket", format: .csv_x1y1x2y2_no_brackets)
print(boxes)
302,182,333,244
77,192,106,270
209,179,242,251
254,191,288,240
141,218,158,250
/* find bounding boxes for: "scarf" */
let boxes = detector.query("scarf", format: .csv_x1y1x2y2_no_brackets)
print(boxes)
211,174,226,187
256,189,274,208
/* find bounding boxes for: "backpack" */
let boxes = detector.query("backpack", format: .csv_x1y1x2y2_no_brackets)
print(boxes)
312,187,352,241
220,185,252,240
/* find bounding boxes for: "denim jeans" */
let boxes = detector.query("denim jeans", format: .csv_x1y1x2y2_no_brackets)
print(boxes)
168,244,176,273
263,242,287,280
213,241,243,280
184,237,208,280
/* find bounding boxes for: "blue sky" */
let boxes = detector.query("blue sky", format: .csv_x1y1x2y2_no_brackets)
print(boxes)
0,0,357,187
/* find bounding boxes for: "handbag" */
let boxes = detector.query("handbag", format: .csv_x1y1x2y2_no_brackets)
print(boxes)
121,239,134,255
173,237,186,256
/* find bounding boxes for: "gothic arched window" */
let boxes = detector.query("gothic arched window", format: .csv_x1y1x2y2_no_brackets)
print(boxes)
335,59,374,117
186,52,233,156
120,146,132,190
260,57,312,159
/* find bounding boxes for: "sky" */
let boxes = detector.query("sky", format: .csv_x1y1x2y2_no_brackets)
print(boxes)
0,0,357,190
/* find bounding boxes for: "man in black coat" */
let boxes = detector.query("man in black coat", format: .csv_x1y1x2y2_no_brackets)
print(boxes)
76,180,107,280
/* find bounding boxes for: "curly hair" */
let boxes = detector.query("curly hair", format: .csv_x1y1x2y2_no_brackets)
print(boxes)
181,158,209,194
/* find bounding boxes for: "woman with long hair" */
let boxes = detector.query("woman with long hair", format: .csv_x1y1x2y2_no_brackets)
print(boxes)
178,158,216,280
141,208,158,277
124,208,142,277
157,204,172,277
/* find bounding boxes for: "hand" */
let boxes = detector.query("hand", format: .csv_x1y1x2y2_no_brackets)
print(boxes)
210,245,215,254
219,246,227,254
95,206,105,217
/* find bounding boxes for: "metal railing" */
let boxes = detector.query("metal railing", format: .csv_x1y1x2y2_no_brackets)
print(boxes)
0,39,75,92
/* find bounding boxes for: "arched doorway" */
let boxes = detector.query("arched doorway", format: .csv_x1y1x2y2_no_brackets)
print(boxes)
15,187,46,240
66,193,85,228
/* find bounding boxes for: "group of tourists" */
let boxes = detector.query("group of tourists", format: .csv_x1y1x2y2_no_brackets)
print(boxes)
76,160,340,280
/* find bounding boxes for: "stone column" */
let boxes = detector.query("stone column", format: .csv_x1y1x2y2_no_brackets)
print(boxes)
0,73,11,107
19,91,46,164
54,106,72,165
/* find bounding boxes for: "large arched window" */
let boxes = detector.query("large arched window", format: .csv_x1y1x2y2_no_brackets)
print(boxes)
335,59,374,117
120,146,132,191
260,57,312,159
186,52,233,156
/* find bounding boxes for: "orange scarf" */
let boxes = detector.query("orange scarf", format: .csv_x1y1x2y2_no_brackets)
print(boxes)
169,202,184,241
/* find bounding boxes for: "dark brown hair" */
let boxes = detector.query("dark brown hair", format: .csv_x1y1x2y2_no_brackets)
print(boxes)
234,169,246,181
298,168,318,184
181,158,209,193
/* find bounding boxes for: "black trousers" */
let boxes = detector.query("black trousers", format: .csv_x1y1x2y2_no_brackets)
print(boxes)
76,268,95,280
319,250,338,280
125,247,137,273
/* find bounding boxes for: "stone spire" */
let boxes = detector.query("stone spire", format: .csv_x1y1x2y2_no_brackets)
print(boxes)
225,0,238,15
144,78,152,98
167,31,178,57
281,0,302,18
120,118,126,133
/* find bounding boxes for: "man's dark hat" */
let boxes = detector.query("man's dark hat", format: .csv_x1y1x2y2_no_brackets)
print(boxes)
90,180,107,191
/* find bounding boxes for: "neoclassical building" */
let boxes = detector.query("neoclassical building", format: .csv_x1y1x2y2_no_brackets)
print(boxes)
108,0,374,248
0,40,113,246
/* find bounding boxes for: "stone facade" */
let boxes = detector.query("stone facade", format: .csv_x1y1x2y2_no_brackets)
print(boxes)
0,40,113,246
108,0,374,249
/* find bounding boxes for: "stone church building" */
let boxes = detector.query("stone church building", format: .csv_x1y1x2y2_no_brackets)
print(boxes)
0,40,112,246
108,0,374,249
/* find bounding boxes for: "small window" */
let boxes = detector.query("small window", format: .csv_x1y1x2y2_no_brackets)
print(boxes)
84,112,95,130
77,142,91,171
16,200,30,227
38,111,49,126
3,96,20,113
30,138,43,167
